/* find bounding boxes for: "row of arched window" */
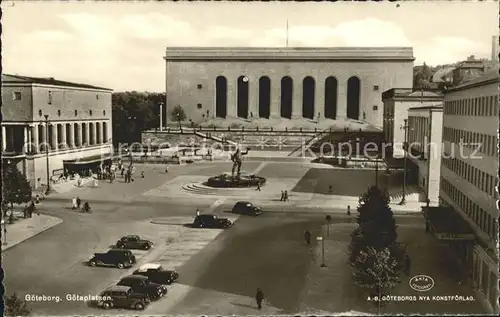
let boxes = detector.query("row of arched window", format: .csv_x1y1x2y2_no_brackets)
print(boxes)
215,76,361,120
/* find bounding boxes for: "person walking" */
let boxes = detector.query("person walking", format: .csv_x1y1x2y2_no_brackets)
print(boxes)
76,196,81,209
255,288,264,310
284,190,289,202
304,230,312,245
256,181,261,191
347,205,351,216
280,190,284,202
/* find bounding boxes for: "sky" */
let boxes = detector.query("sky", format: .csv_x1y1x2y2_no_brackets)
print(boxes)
2,1,498,92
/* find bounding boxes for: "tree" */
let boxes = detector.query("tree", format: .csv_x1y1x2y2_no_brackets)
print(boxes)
4,293,31,316
2,163,32,210
352,247,401,313
171,105,186,129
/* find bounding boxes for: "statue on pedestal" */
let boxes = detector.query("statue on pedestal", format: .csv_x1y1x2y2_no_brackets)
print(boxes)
231,147,249,178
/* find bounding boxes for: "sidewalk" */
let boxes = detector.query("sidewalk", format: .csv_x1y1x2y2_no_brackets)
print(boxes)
298,222,486,315
1,213,63,251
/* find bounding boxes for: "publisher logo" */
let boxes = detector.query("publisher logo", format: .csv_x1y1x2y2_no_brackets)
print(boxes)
409,275,435,292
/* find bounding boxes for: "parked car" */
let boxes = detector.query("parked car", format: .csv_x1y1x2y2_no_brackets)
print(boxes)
96,285,149,310
117,275,167,301
232,201,263,216
133,263,179,285
116,235,153,250
193,214,232,229
88,249,136,269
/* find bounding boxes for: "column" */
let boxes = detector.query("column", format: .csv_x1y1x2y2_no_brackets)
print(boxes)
23,126,29,153
316,77,325,120
336,77,348,119
67,123,74,148
60,123,67,149
248,78,258,119
84,123,90,146
270,77,281,119
40,123,47,152
2,125,6,151
91,122,97,145
7,126,15,151
292,79,302,119
227,78,236,118
51,124,58,151
77,123,83,147
32,124,39,154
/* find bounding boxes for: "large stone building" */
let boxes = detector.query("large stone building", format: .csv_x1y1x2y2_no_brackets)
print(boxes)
438,70,499,313
164,47,414,128
1,74,113,188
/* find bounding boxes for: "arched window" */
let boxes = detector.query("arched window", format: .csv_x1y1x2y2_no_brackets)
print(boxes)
258,76,271,119
280,76,293,119
302,76,315,119
237,76,249,118
324,77,338,119
215,76,227,118
347,76,361,120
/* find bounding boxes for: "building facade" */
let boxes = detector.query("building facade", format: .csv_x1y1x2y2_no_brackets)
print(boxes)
1,74,113,188
382,89,443,158
439,71,499,313
164,47,414,128
407,106,443,206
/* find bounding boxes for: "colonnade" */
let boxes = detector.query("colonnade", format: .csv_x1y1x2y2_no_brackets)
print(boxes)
1,120,110,154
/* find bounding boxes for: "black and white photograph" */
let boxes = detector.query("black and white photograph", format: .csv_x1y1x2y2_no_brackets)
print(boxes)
1,0,499,316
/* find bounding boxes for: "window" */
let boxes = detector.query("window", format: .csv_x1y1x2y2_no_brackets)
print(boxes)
58,110,61,116
38,109,43,117
373,105,378,111
48,91,52,104
13,92,22,101
197,103,202,109
373,85,379,91
89,110,93,116
75,110,78,116
96,94,99,100
197,84,202,89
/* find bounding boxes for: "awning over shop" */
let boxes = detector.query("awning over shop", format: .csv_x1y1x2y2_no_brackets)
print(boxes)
63,154,117,165
423,206,475,241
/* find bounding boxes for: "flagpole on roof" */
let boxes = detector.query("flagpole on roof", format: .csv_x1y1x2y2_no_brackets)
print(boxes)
286,19,289,47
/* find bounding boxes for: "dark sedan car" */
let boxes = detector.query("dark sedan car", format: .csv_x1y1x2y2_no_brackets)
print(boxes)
232,201,263,216
117,275,167,301
116,235,153,250
133,263,179,285
193,214,232,229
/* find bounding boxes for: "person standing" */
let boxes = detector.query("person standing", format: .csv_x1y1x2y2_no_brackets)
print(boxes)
76,197,81,209
196,208,200,216
72,197,77,210
256,181,261,191
284,190,288,201
280,190,284,202
304,230,312,245
255,288,264,310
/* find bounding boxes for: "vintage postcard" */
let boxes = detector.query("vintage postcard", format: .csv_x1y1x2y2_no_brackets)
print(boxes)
1,0,498,316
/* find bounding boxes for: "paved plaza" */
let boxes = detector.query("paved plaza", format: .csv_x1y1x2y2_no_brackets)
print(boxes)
3,160,486,315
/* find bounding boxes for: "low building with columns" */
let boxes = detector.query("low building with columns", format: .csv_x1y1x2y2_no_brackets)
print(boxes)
1,74,113,188
164,47,415,128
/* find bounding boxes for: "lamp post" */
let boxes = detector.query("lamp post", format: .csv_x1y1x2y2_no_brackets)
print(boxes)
159,102,164,132
316,233,327,268
325,215,332,236
399,119,411,205
44,115,51,195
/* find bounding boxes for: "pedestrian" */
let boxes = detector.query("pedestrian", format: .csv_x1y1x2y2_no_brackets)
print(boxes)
141,171,145,178
404,254,411,276
121,168,125,177
280,190,284,202
304,230,312,245
347,205,351,216
76,196,81,209
328,185,333,194
196,208,200,216
77,178,82,187
35,195,40,204
284,190,288,201
72,197,77,210
255,288,264,310
256,181,261,191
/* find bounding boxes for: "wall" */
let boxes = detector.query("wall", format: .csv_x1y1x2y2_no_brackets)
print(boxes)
166,60,413,128
1,86,33,121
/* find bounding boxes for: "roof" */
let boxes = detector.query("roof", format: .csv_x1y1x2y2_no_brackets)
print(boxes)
106,285,131,292
137,263,162,271
432,66,455,83
2,74,112,91
382,88,444,101
446,69,499,92
122,275,148,281
408,105,443,111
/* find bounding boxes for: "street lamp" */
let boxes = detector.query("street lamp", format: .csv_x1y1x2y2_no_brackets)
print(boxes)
44,115,51,195
399,119,411,205
317,233,327,268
